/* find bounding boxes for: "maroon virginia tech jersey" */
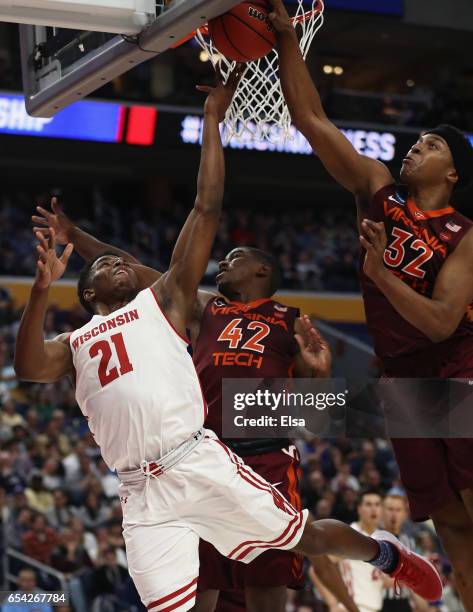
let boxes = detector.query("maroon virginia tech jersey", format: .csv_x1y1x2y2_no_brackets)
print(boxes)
193,297,300,439
360,184,473,375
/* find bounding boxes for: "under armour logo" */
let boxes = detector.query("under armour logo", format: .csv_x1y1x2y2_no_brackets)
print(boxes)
120,496,128,504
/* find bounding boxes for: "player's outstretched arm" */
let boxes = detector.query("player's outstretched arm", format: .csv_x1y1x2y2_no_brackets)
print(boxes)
14,229,74,382
33,198,162,288
361,220,473,342
152,65,243,335
268,0,393,200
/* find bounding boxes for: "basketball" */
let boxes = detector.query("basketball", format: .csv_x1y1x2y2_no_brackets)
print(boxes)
208,1,277,62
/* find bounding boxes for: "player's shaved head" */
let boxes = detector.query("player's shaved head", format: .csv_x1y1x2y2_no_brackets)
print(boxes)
245,247,282,296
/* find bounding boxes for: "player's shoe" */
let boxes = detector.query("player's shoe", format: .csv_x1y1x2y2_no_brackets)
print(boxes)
372,530,442,602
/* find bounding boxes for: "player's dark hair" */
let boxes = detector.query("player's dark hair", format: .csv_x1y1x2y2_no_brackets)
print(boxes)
424,124,473,192
247,248,282,296
77,251,117,315
358,487,383,505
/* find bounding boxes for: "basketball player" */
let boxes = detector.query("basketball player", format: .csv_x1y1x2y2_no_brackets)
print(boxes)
269,0,473,607
338,490,391,612
33,215,359,612
17,74,442,612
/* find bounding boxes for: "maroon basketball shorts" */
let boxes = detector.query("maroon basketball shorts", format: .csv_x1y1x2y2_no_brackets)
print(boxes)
390,437,473,521
197,445,305,592
384,355,473,521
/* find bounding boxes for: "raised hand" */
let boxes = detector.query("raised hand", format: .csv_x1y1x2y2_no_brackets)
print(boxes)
295,315,332,377
267,0,294,34
32,197,75,246
35,227,74,289
196,63,245,122
359,219,388,282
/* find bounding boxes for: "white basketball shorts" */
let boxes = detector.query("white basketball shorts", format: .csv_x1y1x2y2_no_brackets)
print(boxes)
119,430,308,612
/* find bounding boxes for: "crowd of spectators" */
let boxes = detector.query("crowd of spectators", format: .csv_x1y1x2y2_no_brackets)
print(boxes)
0,187,361,293
0,287,464,611
325,83,473,133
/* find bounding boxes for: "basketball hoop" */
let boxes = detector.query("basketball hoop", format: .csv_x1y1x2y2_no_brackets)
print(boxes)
195,0,324,143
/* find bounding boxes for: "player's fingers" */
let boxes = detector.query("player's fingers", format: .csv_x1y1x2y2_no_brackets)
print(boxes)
31,215,49,226
196,85,213,93
302,314,312,325
49,227,56,250
373,224,387,250
373,235,385,253
36,245,48,263
379,222,388,240
35,230,49,252
50,197,61,214
59,243,74,265
302,317,315,335
359,235,373,250
36,206,52,219
32,227,49,237
298,316,313,339
308,333,323,353
229,62,245,86
371,223,385,241
363,218,381,228
361,220,376,240
310,325,325,344
294,334,305,351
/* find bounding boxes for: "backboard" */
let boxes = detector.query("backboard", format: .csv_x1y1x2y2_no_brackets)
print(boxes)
17,0,241,117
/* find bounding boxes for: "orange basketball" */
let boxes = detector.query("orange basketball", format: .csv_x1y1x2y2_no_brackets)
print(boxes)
208,1,276,62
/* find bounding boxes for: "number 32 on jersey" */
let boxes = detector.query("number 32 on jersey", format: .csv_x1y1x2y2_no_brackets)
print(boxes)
383,227,433,279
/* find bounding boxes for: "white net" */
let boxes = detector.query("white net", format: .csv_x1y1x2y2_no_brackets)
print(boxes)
195,0,324,143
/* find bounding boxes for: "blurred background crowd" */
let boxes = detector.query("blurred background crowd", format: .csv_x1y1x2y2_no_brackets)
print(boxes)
0,189,361,293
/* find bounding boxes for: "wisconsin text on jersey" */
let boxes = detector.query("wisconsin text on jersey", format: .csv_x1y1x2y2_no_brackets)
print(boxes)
71,308,139,350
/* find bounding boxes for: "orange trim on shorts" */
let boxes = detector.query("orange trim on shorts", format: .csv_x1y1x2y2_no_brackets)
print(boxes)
286,460,302,512
286,461,304,580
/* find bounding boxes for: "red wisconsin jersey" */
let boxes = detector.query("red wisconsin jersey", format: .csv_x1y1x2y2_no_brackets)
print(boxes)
193,297,300,438
360,184,473,374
